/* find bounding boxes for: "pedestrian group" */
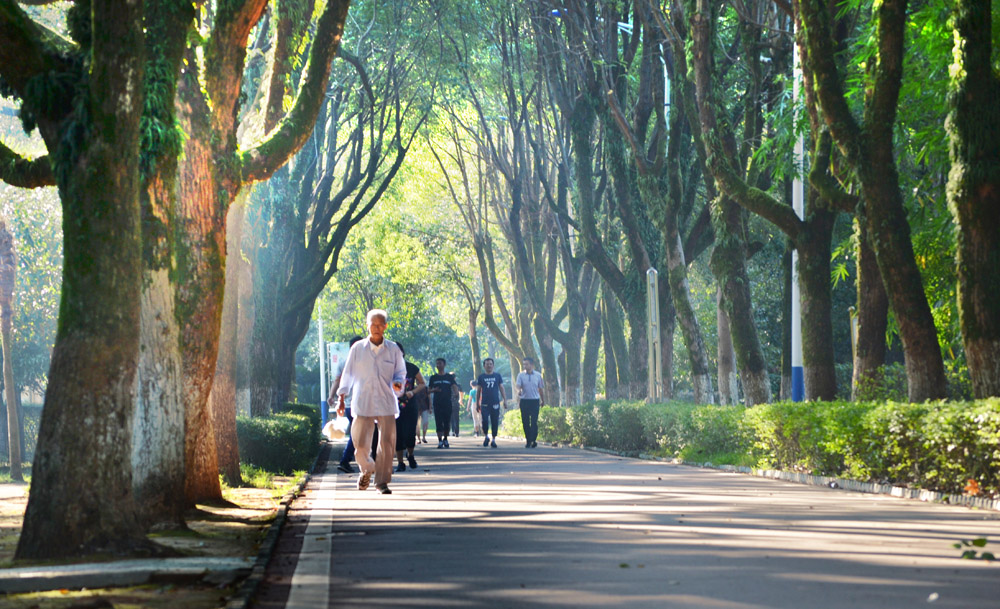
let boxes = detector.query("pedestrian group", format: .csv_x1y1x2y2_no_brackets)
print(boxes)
329,308,545,495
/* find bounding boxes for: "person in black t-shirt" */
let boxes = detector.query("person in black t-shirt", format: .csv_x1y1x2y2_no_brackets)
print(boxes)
476,357,507,448
394,343,426,472
428,358,459,448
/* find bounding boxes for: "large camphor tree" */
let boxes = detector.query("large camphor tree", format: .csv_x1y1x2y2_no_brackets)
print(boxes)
945,0,1000,398
798,0,947,401
1,0,352,558
2,0,151,558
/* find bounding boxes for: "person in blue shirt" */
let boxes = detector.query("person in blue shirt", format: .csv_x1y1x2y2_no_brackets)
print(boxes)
476,357,507,448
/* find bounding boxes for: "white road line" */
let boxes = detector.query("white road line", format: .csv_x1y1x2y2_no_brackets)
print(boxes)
284,464,337,609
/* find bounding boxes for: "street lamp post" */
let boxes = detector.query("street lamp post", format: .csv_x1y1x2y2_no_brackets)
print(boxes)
791,26,805,402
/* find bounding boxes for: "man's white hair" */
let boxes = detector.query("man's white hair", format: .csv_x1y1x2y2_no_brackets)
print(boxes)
366,309,388,326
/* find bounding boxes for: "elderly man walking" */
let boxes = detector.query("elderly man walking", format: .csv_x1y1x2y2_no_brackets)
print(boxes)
336,309,406,495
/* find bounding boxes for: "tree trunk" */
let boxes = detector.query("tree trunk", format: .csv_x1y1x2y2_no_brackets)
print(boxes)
132,0,193,524
0,220,21,482
852,220,888,399
236,214,257,416
468,307,482,380
249,246,281,414
210,197,246,484
658,275,676,400
582,301,602,403
716,287,740,405
134,265,185,526
602,297,619,400
176,58,223,504
780,241,792,400
711,199,771,406
799,0,945,401
798,206,838,401
858,170,946,401
18,0,147,558
663,217,712,403
533,316,560,407
946,0,1000,398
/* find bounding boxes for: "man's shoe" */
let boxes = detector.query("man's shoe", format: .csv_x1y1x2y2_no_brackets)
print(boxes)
483,437,490,447
396,462,406,472
526,442,531,448
531,441,537,448
376,485,392,495
337,462,354,474
357,472,371,490
438,440,445,449
443,439,450,448
408,456,418,469
491,440,498,448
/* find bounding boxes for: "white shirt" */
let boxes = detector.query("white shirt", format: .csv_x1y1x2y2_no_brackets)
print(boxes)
336,338,406,417
516,370,544,400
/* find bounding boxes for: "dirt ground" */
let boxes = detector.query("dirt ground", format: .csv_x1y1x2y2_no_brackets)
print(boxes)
0,475,300,609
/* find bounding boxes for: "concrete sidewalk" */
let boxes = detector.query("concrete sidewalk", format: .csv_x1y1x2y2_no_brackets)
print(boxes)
262,434,1000,609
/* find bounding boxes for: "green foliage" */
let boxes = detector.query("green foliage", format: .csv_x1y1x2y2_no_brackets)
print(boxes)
678,404,752,462
953,538,995,562
505,397,1000,497
852,363,973,402
236,411,319,475
537,405,570,442
276,402,321,442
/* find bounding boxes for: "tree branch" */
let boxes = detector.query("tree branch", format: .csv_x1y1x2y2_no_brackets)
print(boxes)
0,0,68,97
0,139,53,187
242,0,351,183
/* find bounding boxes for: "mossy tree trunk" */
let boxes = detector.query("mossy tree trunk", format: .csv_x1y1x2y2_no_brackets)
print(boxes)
945,0,1000,398
852,220,888,399
716,287,740,405
133,0,195,529
210,195,247,484
688,0,837,403
0,219,20,482
10,0,148,559
799,0,946,401
174,0,350,503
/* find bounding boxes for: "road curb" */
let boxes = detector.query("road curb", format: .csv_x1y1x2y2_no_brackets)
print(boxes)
562,442,1000,512
224,440,330,609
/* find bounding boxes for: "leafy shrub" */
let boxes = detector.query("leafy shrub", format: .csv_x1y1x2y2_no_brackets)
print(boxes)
849,362,973,402
679,404,751,462
499,407,524,438
277,402,321,444
566,401,609,446
604,401,647,454
537,406,571,442
639,402,696,455
498,394,1000,497
237,412,318,474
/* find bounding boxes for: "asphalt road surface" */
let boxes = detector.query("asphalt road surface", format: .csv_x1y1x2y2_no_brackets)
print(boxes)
276,434,1000,609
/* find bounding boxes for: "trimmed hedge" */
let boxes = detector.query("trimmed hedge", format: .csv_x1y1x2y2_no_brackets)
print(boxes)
277,402,322,442
236,403,322,474
500,398,1000,497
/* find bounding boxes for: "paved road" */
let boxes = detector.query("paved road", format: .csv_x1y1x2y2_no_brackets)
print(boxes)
270,435,1000,609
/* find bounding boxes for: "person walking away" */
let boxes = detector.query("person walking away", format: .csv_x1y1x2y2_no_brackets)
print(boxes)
467,379,481,437
329,336,364,473
428,358,458,448
394,343,426,472
417,387,431,444
336,309,406,495
450,373,462,437
476,357,507,448
516,357,545,448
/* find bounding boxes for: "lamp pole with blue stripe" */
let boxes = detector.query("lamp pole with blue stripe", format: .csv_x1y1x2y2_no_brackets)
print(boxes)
791,28,805,402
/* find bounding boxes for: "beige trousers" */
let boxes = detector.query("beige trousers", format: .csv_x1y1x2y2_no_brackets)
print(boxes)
351,414,396,487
